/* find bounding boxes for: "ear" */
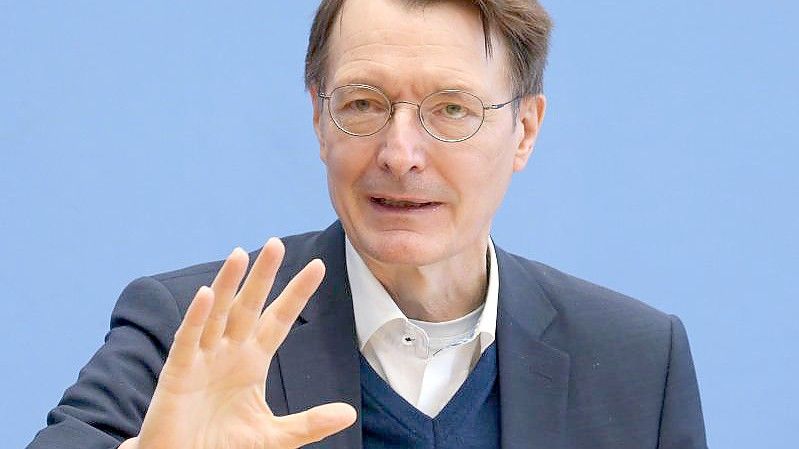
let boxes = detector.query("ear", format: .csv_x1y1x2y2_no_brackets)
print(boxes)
512,94,546,172
309,85,328,162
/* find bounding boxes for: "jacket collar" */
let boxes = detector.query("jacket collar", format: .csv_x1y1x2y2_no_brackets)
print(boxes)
274,221,363,449
495,245,570,449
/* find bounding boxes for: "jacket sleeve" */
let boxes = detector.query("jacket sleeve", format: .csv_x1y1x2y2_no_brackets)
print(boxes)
26,276,182,449
658,315,708,449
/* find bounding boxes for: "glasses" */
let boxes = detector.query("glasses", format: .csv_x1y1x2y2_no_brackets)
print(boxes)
318,84,517,143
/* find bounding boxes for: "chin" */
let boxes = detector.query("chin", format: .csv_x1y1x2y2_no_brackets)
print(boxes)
352,228,449,267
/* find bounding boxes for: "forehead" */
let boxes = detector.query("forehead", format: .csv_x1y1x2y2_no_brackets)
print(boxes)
326,0,509,94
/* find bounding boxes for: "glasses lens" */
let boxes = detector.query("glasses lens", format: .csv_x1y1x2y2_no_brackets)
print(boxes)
329,85,390,136
420,91,484,141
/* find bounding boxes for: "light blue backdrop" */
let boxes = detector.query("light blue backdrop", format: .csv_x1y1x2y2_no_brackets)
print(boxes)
2,1,796,447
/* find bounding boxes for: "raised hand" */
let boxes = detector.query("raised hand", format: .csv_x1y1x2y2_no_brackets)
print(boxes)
122,238,356,449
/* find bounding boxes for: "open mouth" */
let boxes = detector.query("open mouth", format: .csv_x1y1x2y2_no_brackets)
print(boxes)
370,197,441,210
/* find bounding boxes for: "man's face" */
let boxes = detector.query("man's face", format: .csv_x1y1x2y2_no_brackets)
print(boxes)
312,0,545,267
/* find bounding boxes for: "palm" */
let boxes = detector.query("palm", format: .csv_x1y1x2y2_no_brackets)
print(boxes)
132,239,356,449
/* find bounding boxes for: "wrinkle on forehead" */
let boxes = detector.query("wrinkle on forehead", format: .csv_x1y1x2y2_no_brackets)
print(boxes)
335,59,485,98
327,0,510,94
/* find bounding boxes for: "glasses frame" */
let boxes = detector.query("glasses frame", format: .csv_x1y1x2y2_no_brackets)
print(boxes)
318,83,518,143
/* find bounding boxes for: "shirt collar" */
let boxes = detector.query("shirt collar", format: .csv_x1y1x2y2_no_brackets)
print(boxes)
346,236,499,352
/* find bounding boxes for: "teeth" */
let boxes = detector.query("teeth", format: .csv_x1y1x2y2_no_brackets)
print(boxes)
378,198,429,208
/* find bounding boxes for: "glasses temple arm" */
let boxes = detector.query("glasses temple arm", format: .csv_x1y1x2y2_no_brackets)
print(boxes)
484,96,521,110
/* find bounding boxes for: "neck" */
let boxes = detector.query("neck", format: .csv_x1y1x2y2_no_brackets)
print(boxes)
359,238,490,322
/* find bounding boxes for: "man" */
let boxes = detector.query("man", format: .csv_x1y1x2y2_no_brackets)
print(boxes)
28,0,707,448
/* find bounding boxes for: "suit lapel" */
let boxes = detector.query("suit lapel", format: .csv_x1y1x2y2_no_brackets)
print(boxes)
274,222,363,449
495,247,571,449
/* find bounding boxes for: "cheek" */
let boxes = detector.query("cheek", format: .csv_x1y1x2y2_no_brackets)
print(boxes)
446,138,515,212
326,155,355,195
324,151,359,221
324,140,373,194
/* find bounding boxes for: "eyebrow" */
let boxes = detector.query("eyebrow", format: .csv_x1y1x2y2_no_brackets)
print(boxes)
331,73,482,97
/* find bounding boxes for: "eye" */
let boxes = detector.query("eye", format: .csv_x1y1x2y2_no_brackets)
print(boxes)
443,103,467,119
431,101,472,120
340,97,386,115
352,99,373,112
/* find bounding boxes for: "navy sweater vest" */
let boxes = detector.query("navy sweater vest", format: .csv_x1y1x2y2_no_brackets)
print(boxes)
360,343,500,449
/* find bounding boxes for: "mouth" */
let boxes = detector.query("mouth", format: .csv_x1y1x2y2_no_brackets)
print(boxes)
369,196,442,210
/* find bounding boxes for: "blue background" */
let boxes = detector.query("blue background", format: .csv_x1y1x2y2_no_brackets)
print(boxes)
2,1,796,447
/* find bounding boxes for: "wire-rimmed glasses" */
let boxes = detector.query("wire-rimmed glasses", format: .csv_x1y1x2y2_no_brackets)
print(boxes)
318,83,517,143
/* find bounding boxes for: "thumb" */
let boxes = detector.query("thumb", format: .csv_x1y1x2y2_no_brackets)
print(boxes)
273,402,357,447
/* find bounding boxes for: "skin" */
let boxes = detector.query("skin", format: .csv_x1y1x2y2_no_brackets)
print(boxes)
122,0,545,447
122,242,357,449
312,0,546,321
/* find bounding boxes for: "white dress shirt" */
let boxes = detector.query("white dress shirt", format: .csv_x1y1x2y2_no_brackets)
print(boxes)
346,236,499,417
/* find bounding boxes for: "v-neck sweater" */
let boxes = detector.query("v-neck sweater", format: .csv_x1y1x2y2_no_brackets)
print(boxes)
360,342,500,449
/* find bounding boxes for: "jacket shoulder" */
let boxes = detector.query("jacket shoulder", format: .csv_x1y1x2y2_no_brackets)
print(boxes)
509,252,672,327
498,250,676,359
147,228,327,314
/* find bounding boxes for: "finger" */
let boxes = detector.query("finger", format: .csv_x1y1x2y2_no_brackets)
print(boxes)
256,259,325,354
200,247,249,348
167,286,214,369
272,402,357,448
225,237,285,343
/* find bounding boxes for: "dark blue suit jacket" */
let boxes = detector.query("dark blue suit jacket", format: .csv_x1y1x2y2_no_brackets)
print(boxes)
28,221,707,448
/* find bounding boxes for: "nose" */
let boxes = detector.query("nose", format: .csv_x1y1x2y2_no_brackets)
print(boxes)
376,103,427,179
